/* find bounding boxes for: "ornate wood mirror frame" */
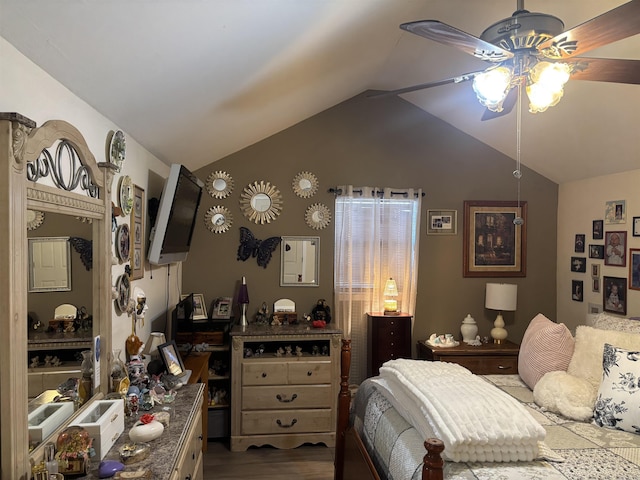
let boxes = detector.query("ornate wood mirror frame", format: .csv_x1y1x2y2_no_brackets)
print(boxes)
0,113,115,477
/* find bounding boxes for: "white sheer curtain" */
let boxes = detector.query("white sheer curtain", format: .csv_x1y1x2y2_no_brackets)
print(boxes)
334,186,422,384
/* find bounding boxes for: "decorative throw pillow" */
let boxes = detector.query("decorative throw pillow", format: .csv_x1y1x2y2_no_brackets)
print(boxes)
568,326,640,390
533,370,597,421
593,343,640,434
518,313,575,390
589,313,640,334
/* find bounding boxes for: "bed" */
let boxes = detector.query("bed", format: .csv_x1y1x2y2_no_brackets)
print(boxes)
334,313,640,480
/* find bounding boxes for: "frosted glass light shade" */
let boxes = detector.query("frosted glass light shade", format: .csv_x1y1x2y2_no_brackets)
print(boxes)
383,278,399,315
142,332,166,358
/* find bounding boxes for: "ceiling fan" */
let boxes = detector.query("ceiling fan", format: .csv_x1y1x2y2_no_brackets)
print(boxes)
376,0,640,119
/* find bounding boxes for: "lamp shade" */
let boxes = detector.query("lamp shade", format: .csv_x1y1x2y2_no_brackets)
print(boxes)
383,278,398,297
485,283,518,311
142,332,166,357
238,276,250,304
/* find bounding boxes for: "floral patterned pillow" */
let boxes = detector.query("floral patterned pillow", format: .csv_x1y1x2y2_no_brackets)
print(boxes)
593,343,640,434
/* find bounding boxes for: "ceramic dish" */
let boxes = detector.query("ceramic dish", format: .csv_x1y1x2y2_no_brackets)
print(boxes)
115,224,130,262
119,175,134,216
109,130,126,172
115,274,130,314
425,339,460,348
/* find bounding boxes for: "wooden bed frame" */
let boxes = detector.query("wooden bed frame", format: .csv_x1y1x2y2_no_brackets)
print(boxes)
334,339,445,480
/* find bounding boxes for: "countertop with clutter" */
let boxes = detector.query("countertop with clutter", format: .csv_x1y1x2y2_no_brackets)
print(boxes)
81,383,204,479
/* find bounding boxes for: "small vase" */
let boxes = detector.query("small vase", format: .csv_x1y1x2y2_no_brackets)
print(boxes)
460,314,478,344
110,349,127,394
79,350,93,404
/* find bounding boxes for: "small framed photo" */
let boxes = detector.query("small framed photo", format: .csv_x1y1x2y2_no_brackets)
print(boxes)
589,244,604,259
182,293,207,320
604,231,626,267
633,217,640,237
630,249,640,291
588,303,603,314
130,184,145,280
591,263,600,278
605,200,626,224
572,280,583,302
571,257,586,273
574,234,585,253
427,209,457,235
592,220,603,240
603,276,627,315
211,296,232,319
592,277,600,293
158,340,186,377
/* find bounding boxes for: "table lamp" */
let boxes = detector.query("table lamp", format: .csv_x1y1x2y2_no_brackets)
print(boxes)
238,276,250,327
383,278,399,315
142,332,166,360
485,283,517,344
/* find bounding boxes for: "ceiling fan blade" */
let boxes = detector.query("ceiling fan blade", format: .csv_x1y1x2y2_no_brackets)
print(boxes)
367,71,482,98
567,58,640,84
538,0,640,59
480,88,518,121
400,20,513,62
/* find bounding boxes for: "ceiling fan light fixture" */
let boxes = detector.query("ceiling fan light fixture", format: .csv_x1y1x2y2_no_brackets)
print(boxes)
525,62,570,113
472,66,513,111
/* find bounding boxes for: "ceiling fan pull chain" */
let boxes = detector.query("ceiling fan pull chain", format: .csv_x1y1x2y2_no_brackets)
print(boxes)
513,82,524,226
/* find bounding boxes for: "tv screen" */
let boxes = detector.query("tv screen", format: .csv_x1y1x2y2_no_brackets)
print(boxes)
148,164,203,265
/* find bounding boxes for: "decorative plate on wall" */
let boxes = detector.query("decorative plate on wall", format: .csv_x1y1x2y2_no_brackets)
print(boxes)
119,175,134,216
292,171,319,198
240,181,283,224
204,206,233,234
206,171,234,199
115,223,130,262
115,273,131,314
305,203,331,230
27,210,45,230
108,130,126,172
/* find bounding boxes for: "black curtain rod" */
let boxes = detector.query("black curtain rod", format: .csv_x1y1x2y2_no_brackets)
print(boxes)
328,187,424,198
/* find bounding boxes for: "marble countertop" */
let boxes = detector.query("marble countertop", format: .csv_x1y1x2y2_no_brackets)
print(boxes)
81,383,204,479
230,323,342,336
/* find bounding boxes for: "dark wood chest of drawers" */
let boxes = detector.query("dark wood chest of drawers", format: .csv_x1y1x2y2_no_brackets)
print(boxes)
416,339,519,375
367,313,412,377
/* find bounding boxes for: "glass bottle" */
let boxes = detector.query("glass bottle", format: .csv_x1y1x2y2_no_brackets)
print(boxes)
110,349,127,394
79,350,93,404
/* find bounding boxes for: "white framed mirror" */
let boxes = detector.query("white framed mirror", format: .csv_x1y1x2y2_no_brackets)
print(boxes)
28,237,72,292
280,236,320,287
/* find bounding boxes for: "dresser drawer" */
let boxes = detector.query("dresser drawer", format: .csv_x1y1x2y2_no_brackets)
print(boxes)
288,361,331,384
241,409,332,435
242,385,332,410
243,362,288,385
442,355,518,375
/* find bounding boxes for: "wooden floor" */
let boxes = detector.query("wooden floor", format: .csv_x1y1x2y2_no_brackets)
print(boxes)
203,440,335,479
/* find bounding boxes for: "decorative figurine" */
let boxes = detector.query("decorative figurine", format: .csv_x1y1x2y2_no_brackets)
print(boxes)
285,345,292,356
30,356,39,368
276,347,285,357
312,299,331,323
295,346,303,356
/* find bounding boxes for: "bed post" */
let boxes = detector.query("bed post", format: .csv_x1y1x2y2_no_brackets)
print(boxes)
422,438,445,480
334,338,351,480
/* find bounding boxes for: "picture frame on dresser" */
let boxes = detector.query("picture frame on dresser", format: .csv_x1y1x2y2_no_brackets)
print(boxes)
182,293,207,320
158,340,186,377
463,200,527,277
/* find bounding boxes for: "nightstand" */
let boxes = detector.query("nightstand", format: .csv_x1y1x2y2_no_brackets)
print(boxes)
367,313,412,377
417,339,519,375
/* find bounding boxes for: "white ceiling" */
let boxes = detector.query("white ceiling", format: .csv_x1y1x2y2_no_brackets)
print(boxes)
1,0,638,184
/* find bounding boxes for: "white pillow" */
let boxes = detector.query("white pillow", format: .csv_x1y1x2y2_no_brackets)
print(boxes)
588,313,640,334
534,371,596,421
567,326,640,389
593,343,640,434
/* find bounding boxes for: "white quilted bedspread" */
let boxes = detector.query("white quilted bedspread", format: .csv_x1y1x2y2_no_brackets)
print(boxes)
378,359,546,463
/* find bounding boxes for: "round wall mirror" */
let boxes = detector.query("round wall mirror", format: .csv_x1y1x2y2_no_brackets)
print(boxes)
240,181,283,224
305,203,331,230
206,171,234,199
292,171,318,198
204,206,233,234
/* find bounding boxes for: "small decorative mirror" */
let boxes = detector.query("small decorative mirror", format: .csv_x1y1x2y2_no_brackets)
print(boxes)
206,171,234,199
204,206,233,234
240,181,283,224
292,171,318,198
280,236,320,287
28,236,72,292
305,203,331,230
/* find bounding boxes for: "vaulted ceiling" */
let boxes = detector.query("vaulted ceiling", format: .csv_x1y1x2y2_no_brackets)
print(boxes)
1,0,638,184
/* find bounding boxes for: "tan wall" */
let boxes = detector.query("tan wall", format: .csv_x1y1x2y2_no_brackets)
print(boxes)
557,170,640,332
183,93,558,348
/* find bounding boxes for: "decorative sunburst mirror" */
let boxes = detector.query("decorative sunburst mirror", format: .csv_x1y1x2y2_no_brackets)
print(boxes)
204,206,233,234
292,171,318,198
305,203,331,230
206,171,234,199
26,210,45,231
240,181,283,224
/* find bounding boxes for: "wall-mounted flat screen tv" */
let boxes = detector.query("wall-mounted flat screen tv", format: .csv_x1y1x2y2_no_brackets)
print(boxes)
148,164,203,265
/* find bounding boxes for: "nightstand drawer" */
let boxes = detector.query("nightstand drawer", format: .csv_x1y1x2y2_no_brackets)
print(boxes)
440,355,518,375
242,362,288,385
241,409,332,435
242,385,332,410
288,361,331,384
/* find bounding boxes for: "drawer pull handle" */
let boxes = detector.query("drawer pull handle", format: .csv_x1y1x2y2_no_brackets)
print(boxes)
111,432,119,442
307,371,313,376
261,372,267,378
276,418,298,428
110,413,119,423
498,365,512,370
276,393,298,403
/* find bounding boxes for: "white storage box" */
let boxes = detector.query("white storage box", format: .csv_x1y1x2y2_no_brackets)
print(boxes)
28,402,75,444
71,399,124,460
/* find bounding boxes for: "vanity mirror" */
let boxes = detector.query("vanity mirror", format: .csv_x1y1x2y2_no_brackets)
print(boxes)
0,113,114,476
240,180,283,224
280,236,320,287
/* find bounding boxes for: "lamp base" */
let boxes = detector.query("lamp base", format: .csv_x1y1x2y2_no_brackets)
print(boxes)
383,310,400,316
240,304,249,327
490,313,508,344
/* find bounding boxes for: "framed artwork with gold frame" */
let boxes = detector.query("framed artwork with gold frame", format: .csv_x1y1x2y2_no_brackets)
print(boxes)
130,184,145,280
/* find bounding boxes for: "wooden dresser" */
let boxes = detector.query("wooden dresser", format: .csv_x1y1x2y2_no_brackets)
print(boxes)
417,339,520,375
367,312,412,377
230,324,342,452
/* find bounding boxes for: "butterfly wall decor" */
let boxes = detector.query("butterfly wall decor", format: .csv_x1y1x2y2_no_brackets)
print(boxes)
237,227,281,268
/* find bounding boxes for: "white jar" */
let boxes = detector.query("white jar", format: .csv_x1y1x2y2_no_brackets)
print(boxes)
460,314,478,344
129,419,164,443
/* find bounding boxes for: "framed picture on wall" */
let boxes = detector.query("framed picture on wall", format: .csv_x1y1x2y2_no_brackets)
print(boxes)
571,257,586,273
588,303,603,314
592,220,604,239
589,244,604,259
574,234,585,253
603,276,626,315
572,280,583,302
605,200,626,225
592,277,600,293
426,209,457,235
130,184,145,280
630,249,640,291
604,231,626,267
634,217,640,237
462,201,527,277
